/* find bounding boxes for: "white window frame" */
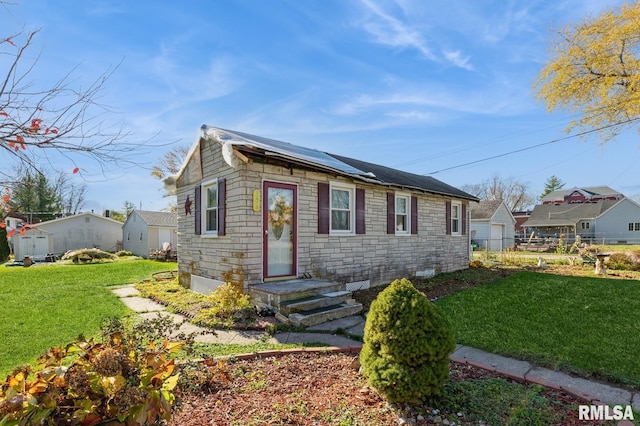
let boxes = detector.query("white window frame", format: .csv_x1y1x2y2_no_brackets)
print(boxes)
395,193,411,235
329,182,355,235
201,178,219,237
451,201,462,236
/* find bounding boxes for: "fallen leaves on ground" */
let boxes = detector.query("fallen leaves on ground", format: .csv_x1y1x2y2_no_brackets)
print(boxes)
170,351,600,426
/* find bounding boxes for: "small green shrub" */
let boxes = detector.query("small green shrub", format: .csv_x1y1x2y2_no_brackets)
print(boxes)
208,283,252,315
116,250,134,257
606,253,640,271
360,278,455,403
176,359,232,396
193,283,255,328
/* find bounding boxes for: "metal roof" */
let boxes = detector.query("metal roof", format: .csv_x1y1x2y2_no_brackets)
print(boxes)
202,126,478,201
204,126,368,177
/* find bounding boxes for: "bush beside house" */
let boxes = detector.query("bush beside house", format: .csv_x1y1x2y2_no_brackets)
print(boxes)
360,278,455,403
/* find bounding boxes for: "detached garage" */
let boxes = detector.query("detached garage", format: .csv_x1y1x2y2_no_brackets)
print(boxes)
13,228,54,261
36,212,123,255
122,210,177,258
470,200,516,251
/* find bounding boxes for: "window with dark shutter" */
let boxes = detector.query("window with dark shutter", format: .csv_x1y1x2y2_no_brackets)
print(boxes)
411,196,418,235
195,185,202,235
218,178,226,236
318,182,329,234
195,179,226,237
446,200,463,235
461,203,467,236
387,193,395,234
356,188,365,234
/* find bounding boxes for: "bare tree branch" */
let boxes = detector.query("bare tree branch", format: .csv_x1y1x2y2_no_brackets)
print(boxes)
0,24,162,187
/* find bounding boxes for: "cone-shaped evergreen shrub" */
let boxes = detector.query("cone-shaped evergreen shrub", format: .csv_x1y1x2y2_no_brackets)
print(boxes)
360,278,455,403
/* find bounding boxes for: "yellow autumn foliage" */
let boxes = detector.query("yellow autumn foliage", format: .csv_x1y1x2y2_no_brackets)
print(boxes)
534,2,640,142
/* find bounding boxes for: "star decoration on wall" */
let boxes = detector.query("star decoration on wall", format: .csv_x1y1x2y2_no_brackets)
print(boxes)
185,195,192,215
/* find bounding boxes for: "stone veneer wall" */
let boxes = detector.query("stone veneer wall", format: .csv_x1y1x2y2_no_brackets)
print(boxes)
176,139,470,289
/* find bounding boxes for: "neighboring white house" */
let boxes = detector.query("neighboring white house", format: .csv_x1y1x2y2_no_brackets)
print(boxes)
34,212,123,255
4,213,26,236
591,198,640,243
523,189,640,244
122,210,178,258
470,200,516,251
3,213,27,254
13,228,54,261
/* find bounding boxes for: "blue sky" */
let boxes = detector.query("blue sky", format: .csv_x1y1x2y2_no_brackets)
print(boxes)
6,0,639,213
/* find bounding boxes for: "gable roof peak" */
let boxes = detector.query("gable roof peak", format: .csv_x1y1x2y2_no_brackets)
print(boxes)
470,200,507,220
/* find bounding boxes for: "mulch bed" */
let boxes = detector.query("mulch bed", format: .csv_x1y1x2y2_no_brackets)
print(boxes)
168,265,625,424
170,351,607,426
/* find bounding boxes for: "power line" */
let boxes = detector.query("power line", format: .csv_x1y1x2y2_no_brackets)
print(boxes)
426,117,640,175
392,117,571,169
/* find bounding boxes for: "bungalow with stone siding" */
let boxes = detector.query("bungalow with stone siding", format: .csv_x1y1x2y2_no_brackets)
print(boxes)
164,126,478,324
167,124,477,285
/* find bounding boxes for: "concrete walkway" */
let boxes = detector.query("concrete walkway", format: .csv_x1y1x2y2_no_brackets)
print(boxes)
111,284,640,413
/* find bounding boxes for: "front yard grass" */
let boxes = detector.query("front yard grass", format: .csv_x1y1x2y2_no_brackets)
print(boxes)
435,270,640,388
0,260,177,376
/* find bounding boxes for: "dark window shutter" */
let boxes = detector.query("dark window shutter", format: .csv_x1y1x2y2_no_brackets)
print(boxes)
387,193,395,234
195,185,202,235
218,178,226,236
411,196,418,235
356,188,365,234
462,203,467,236
445,200,451,235
318,182,329,234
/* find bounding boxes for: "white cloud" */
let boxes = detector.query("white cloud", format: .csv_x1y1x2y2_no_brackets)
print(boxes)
443,50,473,71
385,110,435,121
356,0,476,70
329,85,530,118
357,0,437,61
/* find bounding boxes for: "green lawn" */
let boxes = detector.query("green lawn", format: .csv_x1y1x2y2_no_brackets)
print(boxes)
436,270,640,387
0,260,177,376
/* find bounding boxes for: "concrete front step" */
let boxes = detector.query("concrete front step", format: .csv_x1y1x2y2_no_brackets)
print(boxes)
250,278,343,307
288,303,364,327
279,290,352,315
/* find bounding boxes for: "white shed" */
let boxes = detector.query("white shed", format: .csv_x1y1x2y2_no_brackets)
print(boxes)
470,200,516,251
36,212,123,255
13,228,54,261
122,210,177,258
